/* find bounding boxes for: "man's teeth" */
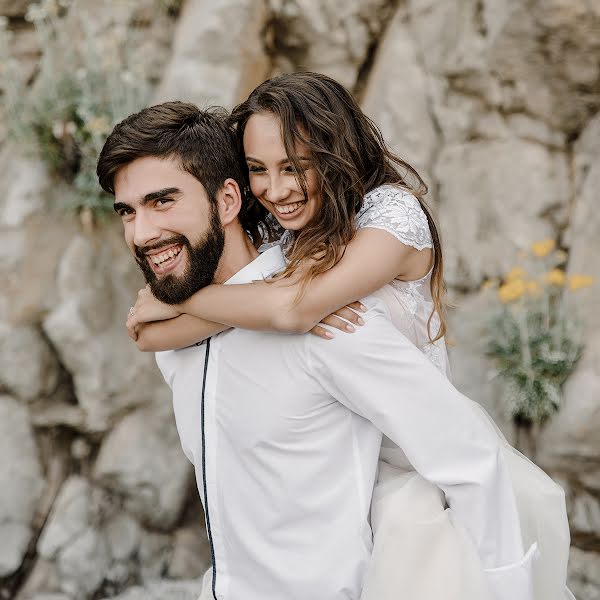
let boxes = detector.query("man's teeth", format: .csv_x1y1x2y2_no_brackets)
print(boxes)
274,201,306,215
150,246,182,266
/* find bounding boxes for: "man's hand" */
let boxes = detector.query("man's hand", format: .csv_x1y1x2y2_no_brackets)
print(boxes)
126,287,181,341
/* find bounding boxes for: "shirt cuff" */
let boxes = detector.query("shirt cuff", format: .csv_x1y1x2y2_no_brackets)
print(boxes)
484,542,539,600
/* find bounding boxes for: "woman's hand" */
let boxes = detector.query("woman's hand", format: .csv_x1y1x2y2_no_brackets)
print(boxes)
310,301,366,339
126,287,181,341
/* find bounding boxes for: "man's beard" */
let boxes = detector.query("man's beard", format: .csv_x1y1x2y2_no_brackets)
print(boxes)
135,205,225,305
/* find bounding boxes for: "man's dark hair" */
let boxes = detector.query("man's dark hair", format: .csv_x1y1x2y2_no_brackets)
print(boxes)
97,101,256,236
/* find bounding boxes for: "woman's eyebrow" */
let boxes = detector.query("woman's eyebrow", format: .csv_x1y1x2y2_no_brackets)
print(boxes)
245,156,311,165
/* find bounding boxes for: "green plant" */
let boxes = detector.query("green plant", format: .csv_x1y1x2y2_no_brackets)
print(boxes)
483,239,593,425
0,0,151,219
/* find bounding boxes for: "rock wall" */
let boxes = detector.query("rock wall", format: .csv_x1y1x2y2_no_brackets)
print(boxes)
0,0,599,598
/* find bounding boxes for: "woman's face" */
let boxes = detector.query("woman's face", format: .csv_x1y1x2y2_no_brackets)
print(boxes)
243,112,321,231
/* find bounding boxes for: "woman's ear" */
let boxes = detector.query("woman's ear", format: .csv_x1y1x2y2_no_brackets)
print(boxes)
217,178,242,226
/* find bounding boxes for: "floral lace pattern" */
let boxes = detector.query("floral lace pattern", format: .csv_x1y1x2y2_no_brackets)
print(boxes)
357,185,433,251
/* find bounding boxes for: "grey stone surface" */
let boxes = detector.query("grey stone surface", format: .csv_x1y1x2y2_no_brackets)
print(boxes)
0,148,49,228
37,477,94,560
536,113,600,484
168,524,211,580
570,490,600,537
94,404,192,530
155,0,269,108
408,0,600,132
267,0,394,91
435,138,569,288
361,4,438,182
568,547,600,600
0,321,60,402
102,579,202,600
42,230,169,432
0,394,44,577
0,0,32,17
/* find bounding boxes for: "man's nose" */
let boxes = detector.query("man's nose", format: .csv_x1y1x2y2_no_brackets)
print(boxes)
267,174,290,203
132,210,162,249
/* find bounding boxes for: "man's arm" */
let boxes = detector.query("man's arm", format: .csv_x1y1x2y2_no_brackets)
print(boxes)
308,298,536,600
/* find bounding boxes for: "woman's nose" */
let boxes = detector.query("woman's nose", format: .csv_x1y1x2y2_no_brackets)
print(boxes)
266,174,290,203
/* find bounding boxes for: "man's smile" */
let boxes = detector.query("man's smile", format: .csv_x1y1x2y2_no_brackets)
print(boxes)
144,244,185,275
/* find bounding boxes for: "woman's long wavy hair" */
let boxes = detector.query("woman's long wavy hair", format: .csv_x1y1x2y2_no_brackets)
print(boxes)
230,71,447,342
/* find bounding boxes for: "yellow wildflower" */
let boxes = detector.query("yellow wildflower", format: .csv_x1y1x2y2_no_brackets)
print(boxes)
505,266,526,281
481,278,499,291
569,274,594,291
526,280,542,297
498,279,526,303
545,269,566,286
531,238,556,257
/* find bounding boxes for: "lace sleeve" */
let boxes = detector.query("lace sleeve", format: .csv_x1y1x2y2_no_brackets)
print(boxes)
356,185,433,251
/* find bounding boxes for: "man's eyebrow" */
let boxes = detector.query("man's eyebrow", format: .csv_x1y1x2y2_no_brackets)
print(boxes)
113,201,130,213
113,187,181,213
141,187,181,205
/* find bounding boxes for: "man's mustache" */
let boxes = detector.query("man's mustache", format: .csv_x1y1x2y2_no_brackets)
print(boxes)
134,235,189,263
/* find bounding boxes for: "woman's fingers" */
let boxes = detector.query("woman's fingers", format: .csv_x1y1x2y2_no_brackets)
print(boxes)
309,325,334,340
320,314,357,333
126,316,139,341
333,306,365,326
309,303,367,339
348,301,367,313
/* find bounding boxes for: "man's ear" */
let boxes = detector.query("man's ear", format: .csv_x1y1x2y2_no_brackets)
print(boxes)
217,178,242,226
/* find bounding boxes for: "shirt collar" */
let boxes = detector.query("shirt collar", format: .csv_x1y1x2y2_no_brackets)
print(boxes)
224,245,287,285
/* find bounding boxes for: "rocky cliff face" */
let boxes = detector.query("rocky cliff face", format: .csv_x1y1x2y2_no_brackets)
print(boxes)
1,1,599,598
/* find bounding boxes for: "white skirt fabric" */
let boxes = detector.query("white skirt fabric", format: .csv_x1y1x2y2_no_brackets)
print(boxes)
360,401,575,600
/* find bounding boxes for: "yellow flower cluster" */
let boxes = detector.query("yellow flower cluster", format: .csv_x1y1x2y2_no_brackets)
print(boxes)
506,266,526,281
569,274,594,291
531,238,555,257
546,269,566,286
498,279,526,303
493,239,595,303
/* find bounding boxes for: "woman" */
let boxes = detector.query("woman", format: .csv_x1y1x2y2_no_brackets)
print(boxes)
128,73,572,599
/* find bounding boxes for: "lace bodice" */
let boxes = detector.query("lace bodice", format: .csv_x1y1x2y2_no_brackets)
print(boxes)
260,184,450,377
357,186,449,377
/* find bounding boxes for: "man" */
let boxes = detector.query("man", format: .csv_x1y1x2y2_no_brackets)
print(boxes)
97,102,535,600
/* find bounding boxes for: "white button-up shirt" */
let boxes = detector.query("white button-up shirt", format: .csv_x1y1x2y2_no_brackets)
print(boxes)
156,246,534,600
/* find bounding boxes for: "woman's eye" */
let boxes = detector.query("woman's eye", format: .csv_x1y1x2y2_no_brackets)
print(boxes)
247,165,265,173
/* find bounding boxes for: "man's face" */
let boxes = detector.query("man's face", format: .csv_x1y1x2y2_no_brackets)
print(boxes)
114,156,224,304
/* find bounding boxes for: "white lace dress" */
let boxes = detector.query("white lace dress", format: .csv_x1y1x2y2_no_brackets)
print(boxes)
264,184,573,600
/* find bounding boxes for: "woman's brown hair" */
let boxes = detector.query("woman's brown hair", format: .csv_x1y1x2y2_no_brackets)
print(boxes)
230,71,447,342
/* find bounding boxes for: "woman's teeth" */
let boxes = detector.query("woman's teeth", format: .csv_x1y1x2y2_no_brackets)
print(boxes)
150,246,182,266
274,201,306,215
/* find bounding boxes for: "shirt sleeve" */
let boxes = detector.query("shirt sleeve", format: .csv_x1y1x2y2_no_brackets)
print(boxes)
357,186,433,250
307,298,536,600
